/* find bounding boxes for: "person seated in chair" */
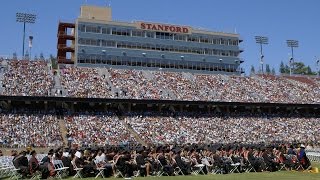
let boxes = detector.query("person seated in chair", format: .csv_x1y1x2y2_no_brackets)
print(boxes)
262,148,279,172
173,148,191,175
135,148,151,176
29,150,50,179
74,150,95,177
12,150,29,178
297,144,311,170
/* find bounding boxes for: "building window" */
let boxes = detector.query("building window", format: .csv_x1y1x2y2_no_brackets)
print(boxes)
200,36,209,43
146,31,154,38
175,34,186,41
79,25,85,32
187,35,199,42
132,30,144,37
102,28,111,34
86,25,101,33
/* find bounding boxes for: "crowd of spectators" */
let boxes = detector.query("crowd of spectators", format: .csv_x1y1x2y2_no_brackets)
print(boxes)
109,69,167,99
0,60,320,103
0,113,63,148
60,67,112,98
74,67,320,104
2,60,53,96
64,113,136,147
125,113,320,145
0,110,319,149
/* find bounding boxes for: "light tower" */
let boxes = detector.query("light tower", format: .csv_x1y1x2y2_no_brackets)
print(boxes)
29,36,33,60
16,13,36,58
316,56,320,77
255,36,269,73
286,40,299,75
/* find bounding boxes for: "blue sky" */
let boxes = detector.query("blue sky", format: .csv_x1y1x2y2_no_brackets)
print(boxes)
0,0,320,73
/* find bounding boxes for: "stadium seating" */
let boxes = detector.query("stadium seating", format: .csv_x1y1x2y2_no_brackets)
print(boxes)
0,113,63,148
64,113,136,147
1,60,320,104
2,60,54,96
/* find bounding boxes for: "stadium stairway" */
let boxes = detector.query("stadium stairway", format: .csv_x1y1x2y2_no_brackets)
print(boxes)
58,119,69,146
99,68,116,94
142,70,154,80
117,115,147,146
182,72,195,82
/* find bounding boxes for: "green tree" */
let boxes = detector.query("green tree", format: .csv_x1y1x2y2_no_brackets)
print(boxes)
271,67,276,75
250,65,255,74
265,64,271,74
284,65,290,74
50,54,58,69
292,62,307,74
306,66,316,75
279,61,286,74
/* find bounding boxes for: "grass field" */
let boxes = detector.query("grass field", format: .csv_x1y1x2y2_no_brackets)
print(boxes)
3,163,320,180
83,163,320,180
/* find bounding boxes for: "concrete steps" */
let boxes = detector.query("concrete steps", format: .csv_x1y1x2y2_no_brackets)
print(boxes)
58,119,68,146
118,115,147,146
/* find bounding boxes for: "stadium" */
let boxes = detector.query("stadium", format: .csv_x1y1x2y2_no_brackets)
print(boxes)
1,2,320,180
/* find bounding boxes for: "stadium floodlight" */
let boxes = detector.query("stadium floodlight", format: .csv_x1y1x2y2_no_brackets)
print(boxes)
16,13,36,58
255,36,269,73
316,56,320,77
29,36,33,60
286,40,299,75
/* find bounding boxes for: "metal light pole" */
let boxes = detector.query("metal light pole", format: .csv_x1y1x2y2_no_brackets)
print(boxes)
16,13,36,58
29,36,33,60
286,40,299,76
316,57,320,77
255,36,269,73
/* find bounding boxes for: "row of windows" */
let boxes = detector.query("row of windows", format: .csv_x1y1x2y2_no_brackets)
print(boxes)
77,56,239,72
78,25,239,46
78,38,240,57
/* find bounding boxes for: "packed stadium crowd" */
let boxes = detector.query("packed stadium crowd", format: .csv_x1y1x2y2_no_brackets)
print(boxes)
0,59,319,179
0,60,319,104
64,113,136,147
1,111,319,148
1,60,54,96
125,113,320,145
109,69,166,99
60,67,112,98
0,113,63,148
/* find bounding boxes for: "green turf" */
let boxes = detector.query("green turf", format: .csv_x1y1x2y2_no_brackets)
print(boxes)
3,163,320,180
81,171,320,180
85,162,320,180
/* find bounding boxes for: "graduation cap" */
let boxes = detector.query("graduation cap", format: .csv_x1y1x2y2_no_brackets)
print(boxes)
30,150,36,155
136,146,144,153
172,147,182,154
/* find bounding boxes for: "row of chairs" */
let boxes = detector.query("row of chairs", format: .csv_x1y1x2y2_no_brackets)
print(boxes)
307,152,320,162
0,156,21,180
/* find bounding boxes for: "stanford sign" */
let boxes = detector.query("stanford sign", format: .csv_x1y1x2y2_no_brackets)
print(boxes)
139,22,190,34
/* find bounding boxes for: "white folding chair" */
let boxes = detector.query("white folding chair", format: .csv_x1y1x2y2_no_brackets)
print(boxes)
244,158,256,173
172,159,184,176
53,160,69,179
113,164,124,178
192,164,205,175
94,159,105,179
71,160,83,179
156,159,168,176
228,158,240,173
